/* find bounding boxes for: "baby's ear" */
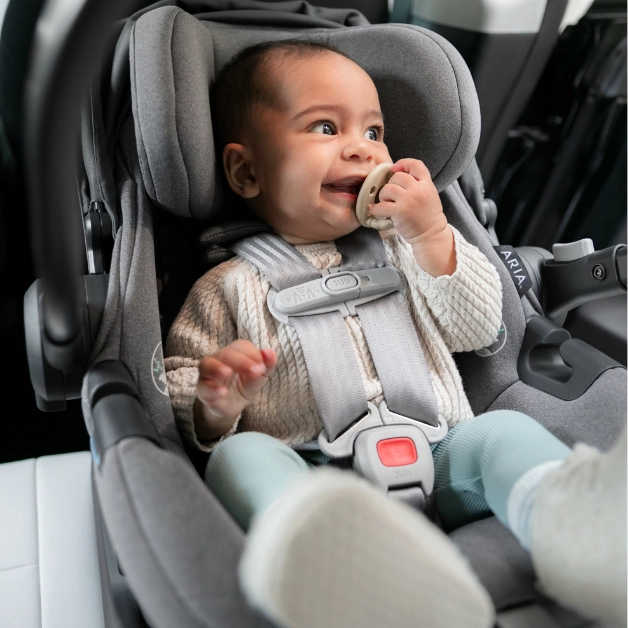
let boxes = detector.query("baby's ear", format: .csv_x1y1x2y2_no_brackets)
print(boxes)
223,144,260,199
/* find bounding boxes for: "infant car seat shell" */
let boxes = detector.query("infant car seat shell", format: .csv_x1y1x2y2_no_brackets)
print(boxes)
58,2,625,627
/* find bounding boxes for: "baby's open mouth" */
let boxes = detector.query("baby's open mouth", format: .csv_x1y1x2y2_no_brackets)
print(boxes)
322,176,366,197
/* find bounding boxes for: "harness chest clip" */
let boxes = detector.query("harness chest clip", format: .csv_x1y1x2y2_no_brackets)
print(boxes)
268,266,405,325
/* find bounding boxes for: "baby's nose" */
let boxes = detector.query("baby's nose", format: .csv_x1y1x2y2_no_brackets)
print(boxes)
342,137,374,161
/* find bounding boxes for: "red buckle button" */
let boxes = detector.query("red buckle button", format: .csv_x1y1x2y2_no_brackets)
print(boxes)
376,437,417,467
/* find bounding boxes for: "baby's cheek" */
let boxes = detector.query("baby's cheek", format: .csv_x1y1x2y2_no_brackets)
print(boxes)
379,145,393,163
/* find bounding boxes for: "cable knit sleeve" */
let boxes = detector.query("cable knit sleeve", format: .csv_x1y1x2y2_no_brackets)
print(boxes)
387,226,503,353
164,263,240,452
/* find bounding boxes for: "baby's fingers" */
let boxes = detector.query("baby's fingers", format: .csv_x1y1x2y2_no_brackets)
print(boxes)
261,348,278,373
197,358,233,407
197,380,229,408
229,339,267,365
368,200,396,219
232,348,277,400
391,158,432,182
212,347,267,382
198,356,235,387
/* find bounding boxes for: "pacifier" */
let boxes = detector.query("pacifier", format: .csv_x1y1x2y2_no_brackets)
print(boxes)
355,162,394,231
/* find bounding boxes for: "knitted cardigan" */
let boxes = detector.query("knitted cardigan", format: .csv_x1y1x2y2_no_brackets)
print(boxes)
165,226,503,452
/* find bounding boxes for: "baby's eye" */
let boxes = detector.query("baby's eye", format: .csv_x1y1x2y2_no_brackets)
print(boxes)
311,122,336,136
364,127,380,141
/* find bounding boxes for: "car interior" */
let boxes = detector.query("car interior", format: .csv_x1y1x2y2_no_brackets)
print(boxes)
0,1,626,627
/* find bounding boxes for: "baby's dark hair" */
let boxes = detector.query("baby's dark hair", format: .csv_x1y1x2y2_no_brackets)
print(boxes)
211,40,351,151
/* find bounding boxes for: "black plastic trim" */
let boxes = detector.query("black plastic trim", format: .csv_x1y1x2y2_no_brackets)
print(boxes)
84,202,113,275
615,245,627,288
24,279,67,410
515,246,553,300
88,360,140,408
518,315,624,400
84,273,109,344
24,274,109,410
89,361,162,459
541,245,627,320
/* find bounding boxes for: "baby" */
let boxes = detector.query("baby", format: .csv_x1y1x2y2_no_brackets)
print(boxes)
165,40,626,628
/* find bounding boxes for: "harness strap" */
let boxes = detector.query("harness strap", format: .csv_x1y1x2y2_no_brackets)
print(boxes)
231,228,440,441
335,227,388,271
337,229,439,427
290,313,369,441
231,232,320,291
231,233,369,441
356,295,439,426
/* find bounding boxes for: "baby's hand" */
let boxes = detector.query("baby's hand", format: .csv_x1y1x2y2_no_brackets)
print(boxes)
194,340,277,441
369,159,455,276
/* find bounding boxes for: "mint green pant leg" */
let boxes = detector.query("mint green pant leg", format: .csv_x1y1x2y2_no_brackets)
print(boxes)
431,410,571,532
205,432,312,531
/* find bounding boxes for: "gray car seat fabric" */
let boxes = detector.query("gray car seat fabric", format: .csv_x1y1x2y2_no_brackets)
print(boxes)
130,5,481,219
130,7,216,220
84,99,274,628
81,117,185,457
95,438,272,628
128,6,626,456
449,518,608,628
487,368,627,452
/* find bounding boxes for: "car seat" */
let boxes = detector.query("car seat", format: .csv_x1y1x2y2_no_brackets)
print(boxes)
16,1,627,627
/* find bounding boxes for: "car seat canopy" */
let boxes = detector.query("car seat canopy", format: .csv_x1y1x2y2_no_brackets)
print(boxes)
130,6,481,220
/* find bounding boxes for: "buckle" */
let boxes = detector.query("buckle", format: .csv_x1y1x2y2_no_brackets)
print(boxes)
268,265,405,325
318,401,448,498
318,402,384,459
378,401,448,443
353,425,435,496
317,401,447,458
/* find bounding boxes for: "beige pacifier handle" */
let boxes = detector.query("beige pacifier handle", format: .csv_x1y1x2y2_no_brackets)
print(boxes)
355,162,394,231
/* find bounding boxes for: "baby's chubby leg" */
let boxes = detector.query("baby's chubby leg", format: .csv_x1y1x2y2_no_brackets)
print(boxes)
205,432,312,531
430,410,571,534
432,410,626,624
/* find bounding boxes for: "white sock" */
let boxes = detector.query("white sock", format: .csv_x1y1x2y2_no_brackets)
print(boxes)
240,468,494,628
530,428,627,625
506,460,565,550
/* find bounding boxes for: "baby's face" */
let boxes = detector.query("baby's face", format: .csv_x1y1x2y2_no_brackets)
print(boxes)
234,53,392,243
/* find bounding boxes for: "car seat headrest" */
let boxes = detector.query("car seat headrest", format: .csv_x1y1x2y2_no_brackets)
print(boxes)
130,6,480,220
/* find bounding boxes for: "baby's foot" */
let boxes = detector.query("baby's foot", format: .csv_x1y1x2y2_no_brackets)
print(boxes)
239,468,494,628
531,426,627,624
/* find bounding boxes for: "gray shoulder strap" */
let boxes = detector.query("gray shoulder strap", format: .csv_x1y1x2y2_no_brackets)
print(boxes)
230,232,320,291
338,229,439,427
357,294,439,426
335,226,388,270
290,313,369,441
230,232,368,442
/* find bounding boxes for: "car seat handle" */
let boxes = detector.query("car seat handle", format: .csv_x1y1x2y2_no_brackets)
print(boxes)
23,0,138,364
88,360,162,464
542,244,627,322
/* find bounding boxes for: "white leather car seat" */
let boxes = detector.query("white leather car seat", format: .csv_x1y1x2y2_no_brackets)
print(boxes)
0,452,104,628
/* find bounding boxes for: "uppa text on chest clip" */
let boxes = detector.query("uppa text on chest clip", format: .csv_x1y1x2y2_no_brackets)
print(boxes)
355,162,394,231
